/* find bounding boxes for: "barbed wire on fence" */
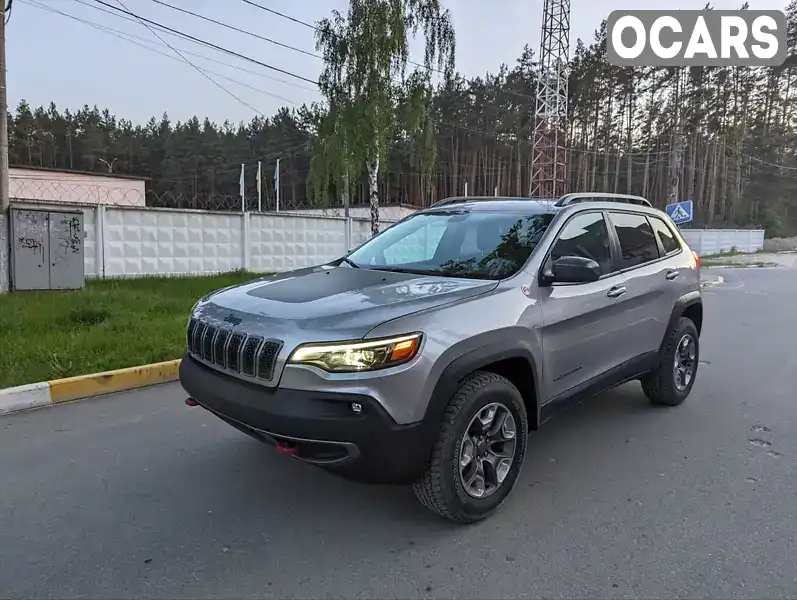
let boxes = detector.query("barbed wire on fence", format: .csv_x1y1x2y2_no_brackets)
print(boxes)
7,166,781,231
8,175,347,212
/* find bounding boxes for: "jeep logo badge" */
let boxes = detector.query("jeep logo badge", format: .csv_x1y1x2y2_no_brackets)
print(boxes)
223,314,242,326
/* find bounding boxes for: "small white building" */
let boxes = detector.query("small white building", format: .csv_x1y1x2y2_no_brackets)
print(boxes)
9,165,148,207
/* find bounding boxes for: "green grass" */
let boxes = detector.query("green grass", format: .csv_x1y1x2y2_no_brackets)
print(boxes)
700,260,729,267
0,270,265,389
702,259,778,268
699,250,749,259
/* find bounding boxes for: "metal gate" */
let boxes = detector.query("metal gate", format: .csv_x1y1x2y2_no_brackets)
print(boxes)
10,207,85,291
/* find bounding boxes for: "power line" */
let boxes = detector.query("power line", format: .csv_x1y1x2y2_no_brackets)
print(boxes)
86,0,797,170
19,3,677,161
239,0,448,77
150,0,535,115
239,0,315,30
85,0,319,85
23,0,313,100
32,1,681,161
149,0,319,59
21,0,318,147
56,0,316,90
237,0,540,103
74,0,320,77
85,0,533,123
23,2,316,144
109,0,266,118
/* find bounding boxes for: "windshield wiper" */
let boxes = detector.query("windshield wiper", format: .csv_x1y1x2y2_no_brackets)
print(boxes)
340,257,360,269
418,268,494,280
369,266,428,275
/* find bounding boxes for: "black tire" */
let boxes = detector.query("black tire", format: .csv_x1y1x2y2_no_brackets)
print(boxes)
412,371,528,524
642,316,700,406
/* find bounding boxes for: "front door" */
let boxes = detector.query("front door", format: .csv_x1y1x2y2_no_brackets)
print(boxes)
538,210,634,401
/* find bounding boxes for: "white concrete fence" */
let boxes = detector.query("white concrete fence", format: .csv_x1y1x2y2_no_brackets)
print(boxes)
9,201,767,279
680,228,765,255
11,201,398,278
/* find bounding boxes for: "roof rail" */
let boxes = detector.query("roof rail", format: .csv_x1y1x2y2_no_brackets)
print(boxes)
430,195,495,208
554,192,653,208
430,195,558,209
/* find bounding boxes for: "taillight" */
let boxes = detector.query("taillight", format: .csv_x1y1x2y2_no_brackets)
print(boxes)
692,251,701,267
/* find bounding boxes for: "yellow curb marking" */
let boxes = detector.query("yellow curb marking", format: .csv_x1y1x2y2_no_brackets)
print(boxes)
48,359,182,404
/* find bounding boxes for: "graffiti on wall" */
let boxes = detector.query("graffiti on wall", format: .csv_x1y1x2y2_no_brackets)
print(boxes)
14,210,47,261
53,215,82,265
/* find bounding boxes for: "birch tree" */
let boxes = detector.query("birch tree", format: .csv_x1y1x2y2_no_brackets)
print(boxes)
310,0,455,236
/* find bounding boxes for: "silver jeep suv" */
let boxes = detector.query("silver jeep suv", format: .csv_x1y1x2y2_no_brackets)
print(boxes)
180,193,703,523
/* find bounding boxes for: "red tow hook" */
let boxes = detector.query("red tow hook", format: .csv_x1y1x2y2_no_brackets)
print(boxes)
276,442,297,455
185,398,199,407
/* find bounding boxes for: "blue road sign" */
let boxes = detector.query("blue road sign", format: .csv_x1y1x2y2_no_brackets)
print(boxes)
665,200,693,225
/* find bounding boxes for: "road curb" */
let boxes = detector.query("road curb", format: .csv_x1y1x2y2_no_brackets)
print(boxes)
0,359,182,416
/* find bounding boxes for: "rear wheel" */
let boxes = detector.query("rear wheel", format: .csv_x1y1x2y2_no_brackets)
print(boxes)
412,371,528,524
642,316,699,406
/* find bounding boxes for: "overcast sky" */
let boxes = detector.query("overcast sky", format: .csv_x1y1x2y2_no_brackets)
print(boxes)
6,0,790,126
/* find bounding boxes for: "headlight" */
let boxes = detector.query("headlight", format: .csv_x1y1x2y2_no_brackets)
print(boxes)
288,333,423,373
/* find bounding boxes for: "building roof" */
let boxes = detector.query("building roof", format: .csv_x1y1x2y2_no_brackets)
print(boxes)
10,164,151,182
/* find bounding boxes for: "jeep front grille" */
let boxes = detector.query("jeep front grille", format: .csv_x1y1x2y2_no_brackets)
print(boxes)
186,317,283,381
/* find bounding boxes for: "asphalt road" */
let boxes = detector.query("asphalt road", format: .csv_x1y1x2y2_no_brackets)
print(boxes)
2,266,796,599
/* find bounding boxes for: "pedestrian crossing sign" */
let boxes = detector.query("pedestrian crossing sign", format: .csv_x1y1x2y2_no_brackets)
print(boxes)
665,200,693,225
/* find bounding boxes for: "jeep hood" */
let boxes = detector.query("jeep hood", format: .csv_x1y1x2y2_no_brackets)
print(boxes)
192,265,497,341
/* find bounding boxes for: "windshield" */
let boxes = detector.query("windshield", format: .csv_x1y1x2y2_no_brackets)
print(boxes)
346,209,555,280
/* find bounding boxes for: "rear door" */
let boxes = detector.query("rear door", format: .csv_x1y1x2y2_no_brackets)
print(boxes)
647,212,699,314
538,210,634,401
605,210,672,360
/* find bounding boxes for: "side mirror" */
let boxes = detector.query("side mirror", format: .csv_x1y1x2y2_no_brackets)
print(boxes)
547,255,602,284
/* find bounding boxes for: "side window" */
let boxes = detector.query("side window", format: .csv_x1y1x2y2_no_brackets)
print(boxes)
549,212,613,275
609,212,660,268
649,215,681,255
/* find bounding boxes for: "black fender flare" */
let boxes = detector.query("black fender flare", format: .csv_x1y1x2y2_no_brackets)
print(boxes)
420,340,543,435
660,291,703,359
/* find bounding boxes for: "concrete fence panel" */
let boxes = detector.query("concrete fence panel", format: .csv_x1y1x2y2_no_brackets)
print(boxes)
680,229,765,255
248,212,349,272
8,201,766,279
103,206,244,277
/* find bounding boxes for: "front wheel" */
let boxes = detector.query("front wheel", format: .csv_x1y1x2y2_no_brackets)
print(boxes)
642,316,700,406
412,371,528,524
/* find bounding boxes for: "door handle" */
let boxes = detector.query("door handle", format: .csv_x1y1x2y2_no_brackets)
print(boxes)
665,270,679,280
607,286,627,298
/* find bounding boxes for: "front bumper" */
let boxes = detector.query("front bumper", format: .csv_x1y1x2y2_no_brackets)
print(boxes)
179,352,434,484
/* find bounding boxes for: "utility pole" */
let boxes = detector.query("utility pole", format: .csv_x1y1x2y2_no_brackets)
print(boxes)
0,0,10,294
667,71,685,210
274,158,280,212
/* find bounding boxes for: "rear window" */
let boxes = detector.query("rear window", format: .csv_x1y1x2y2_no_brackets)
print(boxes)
649,215,682,254
608,212,660,267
